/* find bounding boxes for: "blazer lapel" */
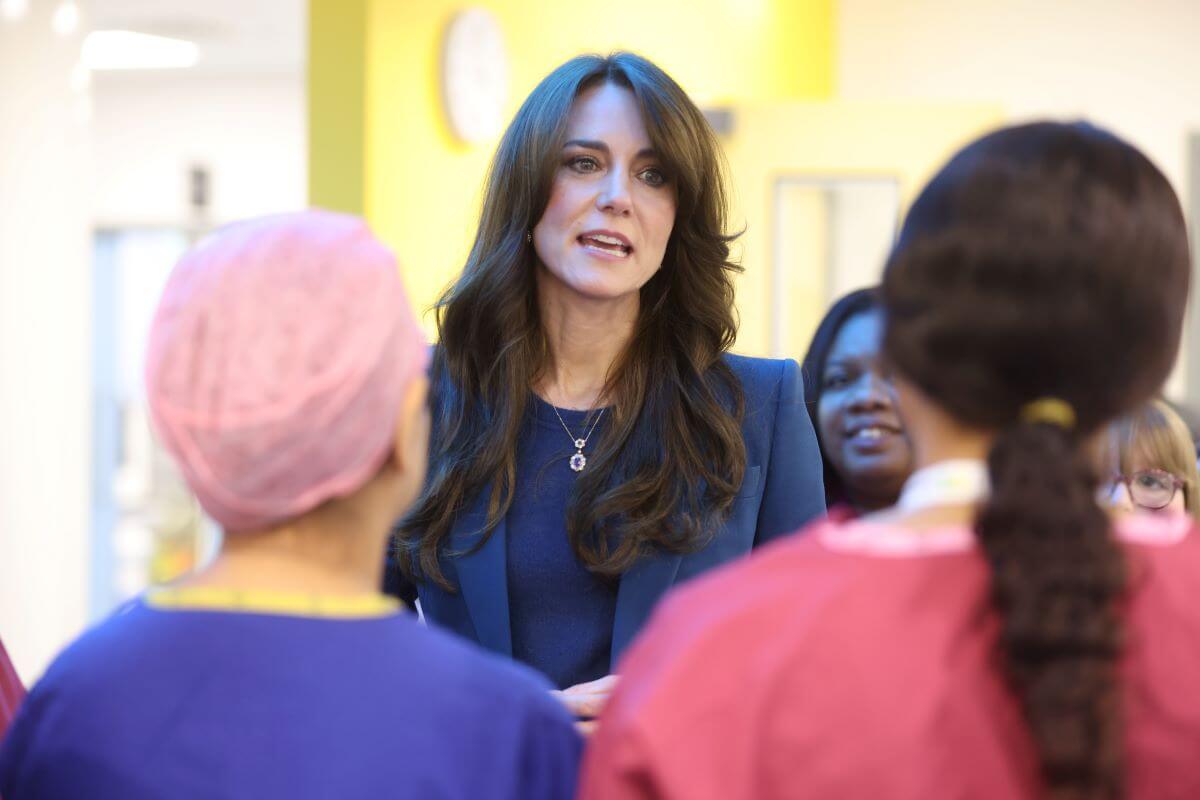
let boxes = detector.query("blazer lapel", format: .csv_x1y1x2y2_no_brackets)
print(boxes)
448,490,513,657
611,551,682,667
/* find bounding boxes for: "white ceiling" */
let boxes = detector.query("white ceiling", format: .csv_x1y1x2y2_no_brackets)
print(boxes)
88,0,305,74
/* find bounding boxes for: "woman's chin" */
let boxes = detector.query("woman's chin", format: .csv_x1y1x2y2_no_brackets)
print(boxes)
840,447,911,481
550,278,642,305
538,260,658,305
841,461,910,496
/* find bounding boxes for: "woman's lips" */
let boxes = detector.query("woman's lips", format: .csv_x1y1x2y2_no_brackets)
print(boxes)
577,232,633,259
845,425,901,453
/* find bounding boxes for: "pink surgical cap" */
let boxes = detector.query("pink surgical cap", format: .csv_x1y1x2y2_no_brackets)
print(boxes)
145,210,428,532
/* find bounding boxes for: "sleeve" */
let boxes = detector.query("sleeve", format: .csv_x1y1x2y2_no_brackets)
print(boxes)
577,714,660,800
1,737,156,800
0,683,52,799
579,590,760,800
578,614,676,800
511,698,584,800
0,701,32,797
755,359,826,544
0,637,25,741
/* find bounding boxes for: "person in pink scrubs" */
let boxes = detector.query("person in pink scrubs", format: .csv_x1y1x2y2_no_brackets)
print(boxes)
580,122,1200,800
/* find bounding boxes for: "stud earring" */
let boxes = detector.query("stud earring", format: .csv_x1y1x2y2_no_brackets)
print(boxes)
526,230,532,243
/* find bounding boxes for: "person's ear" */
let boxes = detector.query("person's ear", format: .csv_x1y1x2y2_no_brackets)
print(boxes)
391,376,430,475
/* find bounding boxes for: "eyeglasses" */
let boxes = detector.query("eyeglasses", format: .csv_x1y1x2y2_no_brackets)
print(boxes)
1101,469,1186,511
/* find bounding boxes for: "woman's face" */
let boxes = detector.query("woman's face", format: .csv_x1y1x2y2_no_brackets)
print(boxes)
532,82,677,304
817,309,913,508
1101,460,1187,516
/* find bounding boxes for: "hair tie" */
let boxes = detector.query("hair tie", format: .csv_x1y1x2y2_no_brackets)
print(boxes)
1020,397,1076,429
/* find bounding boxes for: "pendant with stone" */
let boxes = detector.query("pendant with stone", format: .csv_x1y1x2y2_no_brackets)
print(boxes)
570,439,587,472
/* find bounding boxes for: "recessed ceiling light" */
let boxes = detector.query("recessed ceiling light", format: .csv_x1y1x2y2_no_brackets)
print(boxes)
82,30,199,71
52,1,80,36
0,0,29,22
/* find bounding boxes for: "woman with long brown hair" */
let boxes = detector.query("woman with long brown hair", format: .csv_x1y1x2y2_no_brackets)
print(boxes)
390,52,825,719
581,121,1200,798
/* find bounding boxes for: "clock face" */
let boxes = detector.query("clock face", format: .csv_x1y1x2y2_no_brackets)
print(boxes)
441,8,510,144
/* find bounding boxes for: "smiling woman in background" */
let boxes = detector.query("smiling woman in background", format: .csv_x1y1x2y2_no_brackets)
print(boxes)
390,52,824,724
801,287,913,515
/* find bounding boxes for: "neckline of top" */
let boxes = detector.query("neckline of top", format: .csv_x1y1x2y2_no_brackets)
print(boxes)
529,392,612,431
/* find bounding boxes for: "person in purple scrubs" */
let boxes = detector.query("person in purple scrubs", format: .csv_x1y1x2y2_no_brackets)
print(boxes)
0,211,580,799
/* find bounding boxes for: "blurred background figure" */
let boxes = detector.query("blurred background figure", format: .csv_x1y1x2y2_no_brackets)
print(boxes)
0,638,23,740
801,287,913,515
0,211,580,800
1099,399,1200,522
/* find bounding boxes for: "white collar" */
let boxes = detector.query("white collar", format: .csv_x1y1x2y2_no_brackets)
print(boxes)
822,457,1193,557
896,459,990,513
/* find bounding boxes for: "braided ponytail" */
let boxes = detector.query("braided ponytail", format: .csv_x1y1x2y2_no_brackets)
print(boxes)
978,421,1126,799
882,122,1191,799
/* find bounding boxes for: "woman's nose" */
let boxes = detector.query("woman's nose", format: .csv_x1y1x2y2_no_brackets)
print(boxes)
847,373,893,410
597,172,633,215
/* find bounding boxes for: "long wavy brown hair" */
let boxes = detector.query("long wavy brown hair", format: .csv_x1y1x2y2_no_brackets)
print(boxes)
395,53,746,589
883,122,1190,799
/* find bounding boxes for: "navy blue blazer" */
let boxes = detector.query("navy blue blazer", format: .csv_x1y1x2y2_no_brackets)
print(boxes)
404,354,825,668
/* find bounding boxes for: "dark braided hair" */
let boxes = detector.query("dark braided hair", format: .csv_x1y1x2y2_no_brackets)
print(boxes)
882,122,1190,799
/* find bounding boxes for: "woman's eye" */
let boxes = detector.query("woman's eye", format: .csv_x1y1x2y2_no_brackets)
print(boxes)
1136,473,1168,490
822,373,850,391
639,168,668,187
568,156,601,173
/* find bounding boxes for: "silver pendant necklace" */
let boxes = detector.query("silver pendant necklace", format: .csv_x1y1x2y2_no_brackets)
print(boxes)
549,404,605,472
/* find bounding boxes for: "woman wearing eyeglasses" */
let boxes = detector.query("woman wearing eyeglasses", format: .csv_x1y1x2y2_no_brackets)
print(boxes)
1100,399,1200,521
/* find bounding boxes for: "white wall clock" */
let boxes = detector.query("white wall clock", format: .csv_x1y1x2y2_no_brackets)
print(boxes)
440,8,510,144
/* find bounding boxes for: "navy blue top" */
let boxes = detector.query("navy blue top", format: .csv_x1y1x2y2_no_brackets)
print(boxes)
0,600,581,800
403,355,827,672
507,396,617,689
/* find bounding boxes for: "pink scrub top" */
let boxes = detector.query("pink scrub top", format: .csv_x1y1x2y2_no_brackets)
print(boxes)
0,637,24,740
581,512,1200,800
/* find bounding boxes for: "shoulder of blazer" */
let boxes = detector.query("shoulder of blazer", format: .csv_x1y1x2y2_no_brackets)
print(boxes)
721,353,796,403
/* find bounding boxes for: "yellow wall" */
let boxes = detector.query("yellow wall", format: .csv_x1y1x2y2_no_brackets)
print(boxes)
309,2,998,361
311,0,835,331
723,101,1003,357
308,0,367,215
